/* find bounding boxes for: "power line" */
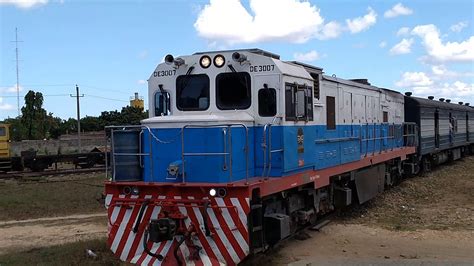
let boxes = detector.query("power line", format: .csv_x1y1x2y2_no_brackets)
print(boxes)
0,94,70,98
85,94,129,102
80,84,131,95
0,94,129,103
0,84,134,95
2,84,75,87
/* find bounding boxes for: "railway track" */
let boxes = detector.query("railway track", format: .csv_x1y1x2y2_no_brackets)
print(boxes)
0,167,108,180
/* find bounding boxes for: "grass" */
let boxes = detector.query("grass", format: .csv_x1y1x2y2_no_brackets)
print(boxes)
0,238,128,266
0,173,106,221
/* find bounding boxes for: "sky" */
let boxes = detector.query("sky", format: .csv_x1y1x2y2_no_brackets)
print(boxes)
0,0,473,120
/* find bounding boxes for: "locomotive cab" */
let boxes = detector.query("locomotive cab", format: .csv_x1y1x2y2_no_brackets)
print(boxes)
109,49,320,184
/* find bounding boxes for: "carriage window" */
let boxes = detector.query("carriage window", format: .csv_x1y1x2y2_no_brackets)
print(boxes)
258,88,276,117
0,127,5,136
176,74,210,111
154,90,170,116
285,83,313,121
216,72,251,110
326,96,336,130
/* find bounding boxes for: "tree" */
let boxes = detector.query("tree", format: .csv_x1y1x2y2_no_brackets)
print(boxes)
20,91,48,139
118,106,147,125
81,116,103,132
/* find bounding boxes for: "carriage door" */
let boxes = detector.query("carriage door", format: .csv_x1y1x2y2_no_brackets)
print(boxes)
254,74,281,176
343,91,352,127
434,110,440,148
466,113,469,142
341,91,356,163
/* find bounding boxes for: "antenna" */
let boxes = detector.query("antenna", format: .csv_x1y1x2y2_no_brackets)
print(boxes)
12,27,23,117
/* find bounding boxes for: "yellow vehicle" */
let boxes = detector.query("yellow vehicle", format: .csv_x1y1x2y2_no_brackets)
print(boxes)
0,123,11,171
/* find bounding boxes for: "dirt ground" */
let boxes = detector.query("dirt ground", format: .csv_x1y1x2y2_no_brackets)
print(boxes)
246,157,474,265
0,213,107,256
245,224,473,265
0,158,473,265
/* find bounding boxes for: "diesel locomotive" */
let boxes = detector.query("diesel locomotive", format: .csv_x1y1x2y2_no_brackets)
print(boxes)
104,49,473,265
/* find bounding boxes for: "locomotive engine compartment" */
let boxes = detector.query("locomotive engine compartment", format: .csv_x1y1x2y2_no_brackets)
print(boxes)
104,48,473,265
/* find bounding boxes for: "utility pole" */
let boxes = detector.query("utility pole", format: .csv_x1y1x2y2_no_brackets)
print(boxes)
70,85,84,152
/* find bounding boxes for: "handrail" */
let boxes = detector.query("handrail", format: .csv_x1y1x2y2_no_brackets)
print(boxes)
222,128,228,171
262,121,284,178
315,136,359,143
402,122,418,147
261,123,269,177
181,123,249,184
359,123,407,157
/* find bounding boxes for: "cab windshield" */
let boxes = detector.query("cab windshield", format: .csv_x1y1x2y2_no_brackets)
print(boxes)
176,74,210,111
216,72,251,110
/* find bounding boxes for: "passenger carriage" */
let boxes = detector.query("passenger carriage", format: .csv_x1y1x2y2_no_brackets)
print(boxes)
404,94,474,171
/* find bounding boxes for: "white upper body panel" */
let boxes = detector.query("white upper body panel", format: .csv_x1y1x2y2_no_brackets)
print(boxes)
143,49,405,129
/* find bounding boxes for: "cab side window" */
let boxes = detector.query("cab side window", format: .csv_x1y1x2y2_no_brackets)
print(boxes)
154,90,171,116
285,83,313,121
258,88,276,117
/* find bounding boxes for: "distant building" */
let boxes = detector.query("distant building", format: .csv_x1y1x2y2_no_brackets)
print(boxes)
130,92,144,109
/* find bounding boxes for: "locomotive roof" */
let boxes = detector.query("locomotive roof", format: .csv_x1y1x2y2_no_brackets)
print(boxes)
405,95,473,111
193,48,280,59
322,74,384,92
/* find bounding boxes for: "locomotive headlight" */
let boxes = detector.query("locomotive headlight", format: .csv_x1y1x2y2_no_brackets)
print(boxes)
122,186,132,195
200,55,211,69
213,55,225,68
131,186,140,195
217,188,227,198
209,188,217,197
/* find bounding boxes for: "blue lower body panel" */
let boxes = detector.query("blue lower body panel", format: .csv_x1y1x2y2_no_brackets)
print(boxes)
140,124,405,183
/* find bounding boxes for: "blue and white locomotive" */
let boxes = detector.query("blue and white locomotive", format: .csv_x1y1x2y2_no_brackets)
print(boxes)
106,48,473,266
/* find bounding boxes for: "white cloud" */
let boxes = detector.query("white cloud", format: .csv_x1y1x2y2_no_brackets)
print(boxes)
411,24,474,63
412,81,474,101
390,38,414,55
395,71,433,87
346,7,377,34
0,0,48,9
396,27,410,36
0,97,14,111
379,41,387,48
194,0,324,44
431,65,447,76
396,70,474,102
430,65,474,79
384,3,413,18
293,50,320,62
450,21,468,33
317,21,343,40
137,79,147,85
0,84,23,93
